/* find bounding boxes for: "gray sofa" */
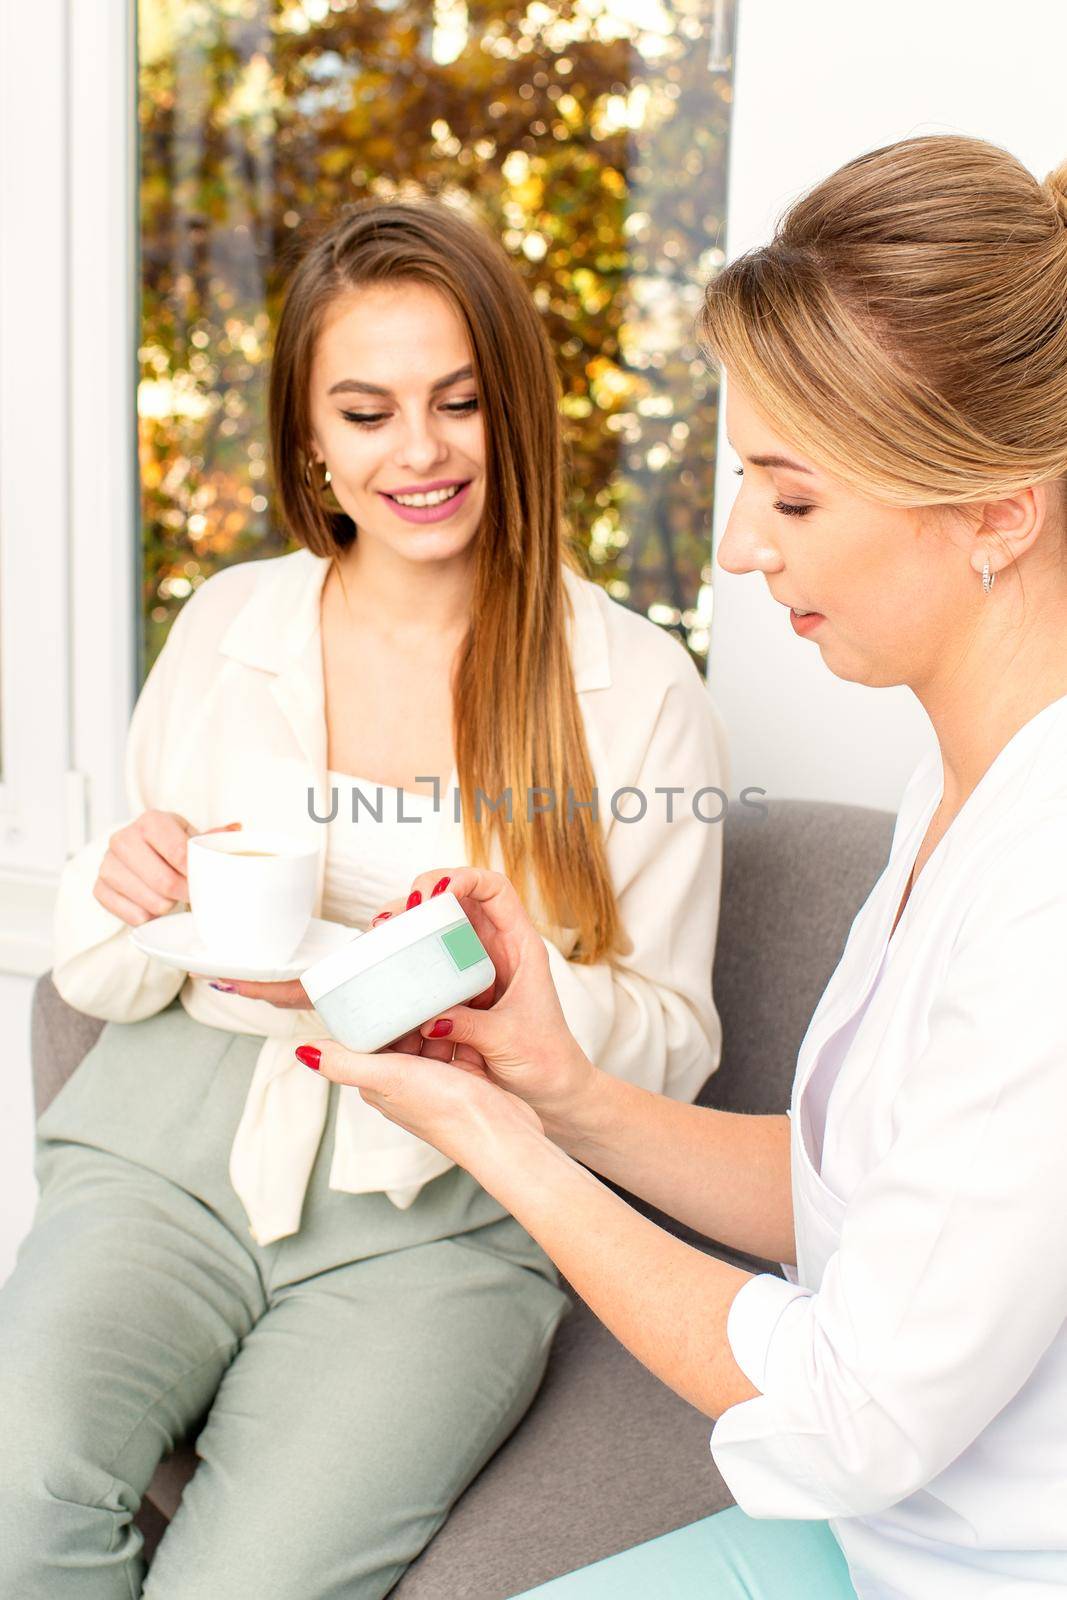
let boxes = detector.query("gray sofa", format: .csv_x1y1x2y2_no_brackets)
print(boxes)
30,798,894,1598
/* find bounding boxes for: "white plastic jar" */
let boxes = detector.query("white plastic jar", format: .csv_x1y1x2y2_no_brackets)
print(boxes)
300,891,496,1053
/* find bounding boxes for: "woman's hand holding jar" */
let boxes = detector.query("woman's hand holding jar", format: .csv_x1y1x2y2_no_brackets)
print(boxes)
298,866,601,1159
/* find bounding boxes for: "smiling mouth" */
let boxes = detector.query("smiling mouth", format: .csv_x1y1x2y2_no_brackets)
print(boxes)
383,483,469,508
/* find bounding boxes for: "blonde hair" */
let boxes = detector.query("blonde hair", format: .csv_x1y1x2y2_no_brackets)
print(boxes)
699,136,1067,507
269,200,623,963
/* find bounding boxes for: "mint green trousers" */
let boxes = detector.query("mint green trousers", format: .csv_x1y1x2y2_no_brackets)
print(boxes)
0,1004,569,1599
513,1508,858,1598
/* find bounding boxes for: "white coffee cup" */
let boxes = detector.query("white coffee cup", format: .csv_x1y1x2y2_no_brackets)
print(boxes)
186,830,318,968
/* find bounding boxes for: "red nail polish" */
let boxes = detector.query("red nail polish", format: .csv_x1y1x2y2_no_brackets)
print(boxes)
371,911,392,926
431,876,451,897
295,1045,321,1071
406,889,422,909
428,1019,453,1039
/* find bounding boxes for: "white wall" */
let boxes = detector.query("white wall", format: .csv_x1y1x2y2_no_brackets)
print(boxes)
0,975,37,1285
708,0,1067,813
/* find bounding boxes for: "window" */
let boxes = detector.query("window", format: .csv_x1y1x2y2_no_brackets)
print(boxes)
138,0,736,675
0,0,137,968
1,0,75,966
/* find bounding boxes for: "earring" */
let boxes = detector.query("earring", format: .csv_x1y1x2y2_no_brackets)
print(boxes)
304,459,332,489
981,559,996,596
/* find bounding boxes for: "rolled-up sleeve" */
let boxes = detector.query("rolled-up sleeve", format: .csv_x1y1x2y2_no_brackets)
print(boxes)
52,592,203,1022
710,818,1067,1519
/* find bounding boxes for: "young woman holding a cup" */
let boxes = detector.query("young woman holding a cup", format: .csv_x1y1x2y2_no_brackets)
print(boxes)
0,204,727,1596
302,138,1067,1598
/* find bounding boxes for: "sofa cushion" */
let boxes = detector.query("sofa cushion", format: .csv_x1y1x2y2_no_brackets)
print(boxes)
702,798,894,1115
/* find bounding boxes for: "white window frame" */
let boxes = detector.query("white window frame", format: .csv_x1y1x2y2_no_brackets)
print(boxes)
0,0,136,974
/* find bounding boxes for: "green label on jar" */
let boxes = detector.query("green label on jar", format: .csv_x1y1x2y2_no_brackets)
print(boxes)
441,922,488,972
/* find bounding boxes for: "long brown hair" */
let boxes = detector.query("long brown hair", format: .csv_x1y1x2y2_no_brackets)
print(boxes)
699,136,1067,507
269,198,622,962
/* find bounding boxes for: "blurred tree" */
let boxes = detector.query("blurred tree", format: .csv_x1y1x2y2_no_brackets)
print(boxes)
138,0,735,673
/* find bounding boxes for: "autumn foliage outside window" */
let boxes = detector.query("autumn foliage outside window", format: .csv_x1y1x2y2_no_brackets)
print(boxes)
138,0,735,676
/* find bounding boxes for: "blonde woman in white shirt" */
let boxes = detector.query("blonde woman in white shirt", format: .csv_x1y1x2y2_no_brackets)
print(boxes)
305,138,1067,1600
0,200,727,1598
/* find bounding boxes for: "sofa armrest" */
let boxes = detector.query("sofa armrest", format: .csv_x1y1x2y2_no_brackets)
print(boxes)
30,972,106,1118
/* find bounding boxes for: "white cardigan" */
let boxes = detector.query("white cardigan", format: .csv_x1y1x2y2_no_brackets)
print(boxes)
712,692,1067,1599
52,549,730,1244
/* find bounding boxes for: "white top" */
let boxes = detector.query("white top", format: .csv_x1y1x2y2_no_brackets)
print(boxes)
711,692,1067,1599
50,549,730,1244
319,770,439,933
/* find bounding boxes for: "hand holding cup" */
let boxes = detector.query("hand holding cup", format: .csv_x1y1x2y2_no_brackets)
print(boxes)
93,811,242,928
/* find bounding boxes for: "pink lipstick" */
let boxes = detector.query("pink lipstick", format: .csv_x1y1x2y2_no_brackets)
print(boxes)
378,479,473,525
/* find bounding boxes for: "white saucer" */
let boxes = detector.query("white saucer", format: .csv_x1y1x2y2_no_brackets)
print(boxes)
129,913,360,982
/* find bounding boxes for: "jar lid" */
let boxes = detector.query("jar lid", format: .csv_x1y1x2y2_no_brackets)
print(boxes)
301,890,473,1003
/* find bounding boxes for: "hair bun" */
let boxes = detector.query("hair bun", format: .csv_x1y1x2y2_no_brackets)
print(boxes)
699,134,1067,506
1042,160,1067,228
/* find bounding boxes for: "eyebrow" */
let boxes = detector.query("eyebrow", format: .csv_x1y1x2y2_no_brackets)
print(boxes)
745,452,814,475
327,365,474,398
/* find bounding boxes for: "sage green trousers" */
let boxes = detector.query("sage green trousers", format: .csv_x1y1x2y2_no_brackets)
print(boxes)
0,1003,569,1599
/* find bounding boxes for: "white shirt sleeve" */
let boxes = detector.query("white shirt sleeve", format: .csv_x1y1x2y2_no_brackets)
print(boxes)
544,663,730,1102
710,816,1067,1518
50,594,203,1021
